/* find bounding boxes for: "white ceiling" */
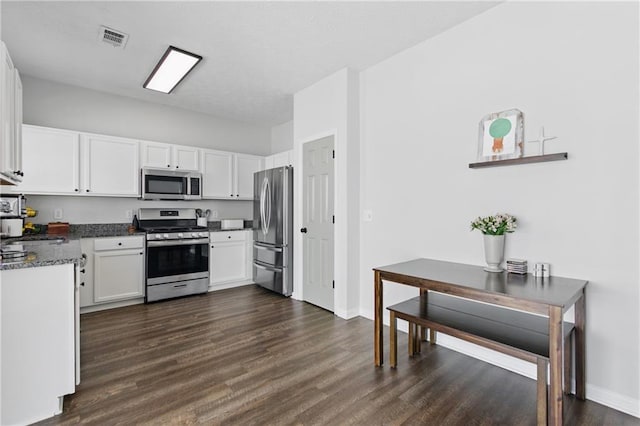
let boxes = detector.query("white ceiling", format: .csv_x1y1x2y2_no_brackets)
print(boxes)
1,1,498,126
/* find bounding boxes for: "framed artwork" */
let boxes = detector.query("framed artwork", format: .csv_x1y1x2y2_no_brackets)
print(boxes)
477,109,524,161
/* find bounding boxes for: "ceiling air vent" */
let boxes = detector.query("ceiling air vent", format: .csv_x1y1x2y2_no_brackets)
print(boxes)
98,26,129,48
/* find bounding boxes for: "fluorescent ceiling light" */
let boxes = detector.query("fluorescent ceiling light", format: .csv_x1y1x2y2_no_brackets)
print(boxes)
143,46,202,94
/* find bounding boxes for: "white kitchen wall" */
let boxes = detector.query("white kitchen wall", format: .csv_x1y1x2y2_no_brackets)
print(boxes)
270,120,293,153
293,68,360,318
18,75,272,223
22,75,271,155
23,196,251,225
359,1,639,416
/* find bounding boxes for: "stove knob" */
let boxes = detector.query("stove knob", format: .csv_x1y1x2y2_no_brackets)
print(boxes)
163,233,170,239
155,234,163,240
177,233,183,238
199,232,208,237
192,233,198,237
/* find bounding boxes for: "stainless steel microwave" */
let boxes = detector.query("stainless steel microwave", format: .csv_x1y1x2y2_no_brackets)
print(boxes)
141,168,202,200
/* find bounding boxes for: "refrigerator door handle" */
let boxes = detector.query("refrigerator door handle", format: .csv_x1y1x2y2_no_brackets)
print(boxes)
253,260,283,272
260,177,269,235
265,178,271,233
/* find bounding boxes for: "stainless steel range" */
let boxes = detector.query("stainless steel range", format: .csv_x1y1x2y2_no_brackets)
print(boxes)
137,208,209,302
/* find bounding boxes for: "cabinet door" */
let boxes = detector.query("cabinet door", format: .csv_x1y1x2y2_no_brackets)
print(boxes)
263,156,274,171
201,149,234,199
16,125,81,194
79,239,95,308
271,150,292,168
234,153,263,199
140,141,172,169
0,42,15,182
82,134,139,196
210,241,247,285
12,69,22,180
94,249,144,303
173,145,199,171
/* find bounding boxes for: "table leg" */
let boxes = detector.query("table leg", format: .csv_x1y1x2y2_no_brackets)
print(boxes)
575,290,586,400
537,357,548,426
408,320,415,356
390,310,397,368
549,306,563,426
420,288,428,341
374,270,383,366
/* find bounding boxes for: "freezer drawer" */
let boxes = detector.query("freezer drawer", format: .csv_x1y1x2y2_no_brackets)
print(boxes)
253,243,286,267
253,261,291,296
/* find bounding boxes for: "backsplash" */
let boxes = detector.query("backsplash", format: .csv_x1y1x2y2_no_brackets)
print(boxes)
20,195,253,224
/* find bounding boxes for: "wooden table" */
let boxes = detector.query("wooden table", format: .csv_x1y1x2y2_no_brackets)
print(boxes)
373,258,587,426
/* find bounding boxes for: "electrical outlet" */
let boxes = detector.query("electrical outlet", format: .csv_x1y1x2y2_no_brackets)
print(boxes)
125,210,133,220
54,208,63,220
212,210,219,219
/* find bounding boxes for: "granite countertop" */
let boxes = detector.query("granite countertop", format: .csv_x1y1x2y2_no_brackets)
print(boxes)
0,238,83,271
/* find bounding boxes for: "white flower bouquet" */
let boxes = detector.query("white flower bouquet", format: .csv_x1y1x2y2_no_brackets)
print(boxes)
470,213,517,236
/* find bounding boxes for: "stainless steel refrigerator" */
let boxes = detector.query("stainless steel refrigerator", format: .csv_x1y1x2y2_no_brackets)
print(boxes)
253,166,293,296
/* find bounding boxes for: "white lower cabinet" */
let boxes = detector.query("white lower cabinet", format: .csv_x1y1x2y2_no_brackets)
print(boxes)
209,230,252,287
1,264,75,425
79,238,95,308
86,236,145,305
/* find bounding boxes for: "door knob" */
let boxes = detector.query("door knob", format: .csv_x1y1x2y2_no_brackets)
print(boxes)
300,227,307,233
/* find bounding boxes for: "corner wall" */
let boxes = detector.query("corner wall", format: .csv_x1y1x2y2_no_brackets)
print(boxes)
359,1,639,416
293,68,360,318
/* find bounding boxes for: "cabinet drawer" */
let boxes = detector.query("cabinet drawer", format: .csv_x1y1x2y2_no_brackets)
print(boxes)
94,236,144,251
210,231,247,243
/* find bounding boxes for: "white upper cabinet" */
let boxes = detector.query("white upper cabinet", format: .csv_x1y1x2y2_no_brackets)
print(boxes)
16,125,139,197
172,145,199,171
81,133,139,196
201,149,262,200
140,141,171,169
0,41,22,184
140,141,199,171
17,125,81,194
234,153,263,199
263,150,293,170
201,149,234,199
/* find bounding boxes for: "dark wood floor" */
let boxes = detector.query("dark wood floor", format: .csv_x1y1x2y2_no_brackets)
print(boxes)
38,285,637,425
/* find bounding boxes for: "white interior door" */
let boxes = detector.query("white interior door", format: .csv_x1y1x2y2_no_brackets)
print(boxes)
302,136,334,311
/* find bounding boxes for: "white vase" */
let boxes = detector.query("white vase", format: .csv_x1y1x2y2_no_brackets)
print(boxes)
483,234,505,272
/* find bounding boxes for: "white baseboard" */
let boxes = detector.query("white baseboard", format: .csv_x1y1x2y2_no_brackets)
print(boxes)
80,297,144,314
358,310,639,419
208,280,253,292
586,383,640,418
335,307,360,320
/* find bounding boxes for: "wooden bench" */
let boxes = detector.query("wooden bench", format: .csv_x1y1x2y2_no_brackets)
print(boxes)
387,292,575,426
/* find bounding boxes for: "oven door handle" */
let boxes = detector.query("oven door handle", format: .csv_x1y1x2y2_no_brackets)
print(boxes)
147,238,209,247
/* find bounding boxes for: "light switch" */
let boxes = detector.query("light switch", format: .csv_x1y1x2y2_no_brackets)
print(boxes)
54,208,63,220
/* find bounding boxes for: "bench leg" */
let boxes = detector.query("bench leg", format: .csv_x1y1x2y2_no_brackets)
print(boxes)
390,311,397,368
408,320,415,356
564,331,573,395
429,328,436,345
537,358,548,426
